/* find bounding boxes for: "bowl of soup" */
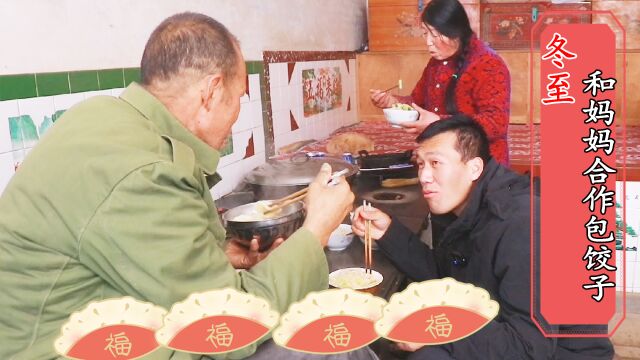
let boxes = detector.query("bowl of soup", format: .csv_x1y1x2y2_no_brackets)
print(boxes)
329,267,383,294
222,200,305,252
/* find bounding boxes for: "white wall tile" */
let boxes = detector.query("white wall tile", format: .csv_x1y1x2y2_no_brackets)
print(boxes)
253,126,266,155
0,152,15,195
212,173,232,198
253,152,266,167
53,93,85,112
272,109,290,137
83,90,113,99
269,63,287,88
0,100,20,154
627,260,637,289
250,101,264,129
274,131,294,154
217,161,239,194
269,86,283,112
290,63,302,87
17,96,55,144
232,102,253,134
249,74,261,102
210,187,220,201
632,261,640,289
110,88,125,97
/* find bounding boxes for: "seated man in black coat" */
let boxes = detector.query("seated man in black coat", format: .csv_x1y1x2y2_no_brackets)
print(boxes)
352,115,613,359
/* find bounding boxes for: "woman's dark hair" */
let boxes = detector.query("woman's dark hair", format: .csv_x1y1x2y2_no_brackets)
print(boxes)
422,0,473,114
416,114,491,164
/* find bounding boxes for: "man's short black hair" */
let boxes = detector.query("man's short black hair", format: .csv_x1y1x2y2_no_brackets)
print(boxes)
415,114,491,163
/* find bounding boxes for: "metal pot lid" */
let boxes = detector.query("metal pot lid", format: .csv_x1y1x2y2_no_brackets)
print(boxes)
245,154,358,186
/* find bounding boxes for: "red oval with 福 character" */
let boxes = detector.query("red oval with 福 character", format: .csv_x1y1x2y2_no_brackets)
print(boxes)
386,306,491,345
66,324,159,360
167,315,269,354
285,315,379,354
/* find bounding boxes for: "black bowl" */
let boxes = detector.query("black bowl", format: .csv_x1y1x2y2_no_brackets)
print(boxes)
222,201,306,252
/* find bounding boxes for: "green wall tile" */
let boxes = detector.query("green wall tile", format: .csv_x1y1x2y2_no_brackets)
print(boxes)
124,68,141,86
245,61,264,75
220,134,233,157
253,62,264,75
36,72,70,97
69,71,99,93
0,74,37,100
98,69,125,90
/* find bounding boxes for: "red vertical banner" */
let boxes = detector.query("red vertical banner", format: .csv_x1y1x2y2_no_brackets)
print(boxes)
537,24,617,329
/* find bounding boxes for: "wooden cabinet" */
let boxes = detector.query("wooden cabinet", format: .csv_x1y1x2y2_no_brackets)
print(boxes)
368,0,427,52
356,51,430,120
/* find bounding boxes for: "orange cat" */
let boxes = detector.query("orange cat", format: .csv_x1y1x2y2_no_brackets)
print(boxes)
326,133,374,155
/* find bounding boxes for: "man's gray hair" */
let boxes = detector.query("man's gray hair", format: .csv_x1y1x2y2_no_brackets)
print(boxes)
141,12,239,85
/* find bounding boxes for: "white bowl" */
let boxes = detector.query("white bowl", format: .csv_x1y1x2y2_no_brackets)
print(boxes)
327,224,354,251
383,108,419,127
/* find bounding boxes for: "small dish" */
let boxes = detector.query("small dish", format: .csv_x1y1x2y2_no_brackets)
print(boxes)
327,224,354,251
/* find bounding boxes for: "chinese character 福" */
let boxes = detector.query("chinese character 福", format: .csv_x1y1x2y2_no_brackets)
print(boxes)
104,332,132,358
206,323,234,348
323,323,351,348
425,314,453,338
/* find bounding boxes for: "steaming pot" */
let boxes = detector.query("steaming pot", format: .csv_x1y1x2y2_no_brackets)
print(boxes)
244,154,359,200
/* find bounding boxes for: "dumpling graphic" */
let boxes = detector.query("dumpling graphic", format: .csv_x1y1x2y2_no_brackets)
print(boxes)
54,297,167,360
273,289,387,354
155,288,279,354
375,278,499,345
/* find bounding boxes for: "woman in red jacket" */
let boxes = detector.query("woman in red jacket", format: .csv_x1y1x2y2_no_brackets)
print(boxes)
370,0,511,165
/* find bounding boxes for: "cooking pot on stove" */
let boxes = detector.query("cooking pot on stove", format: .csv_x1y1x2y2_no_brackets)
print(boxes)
357,150,418,178
244,153,359,200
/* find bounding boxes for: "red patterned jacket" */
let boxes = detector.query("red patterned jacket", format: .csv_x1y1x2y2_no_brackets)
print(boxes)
405,35,511,165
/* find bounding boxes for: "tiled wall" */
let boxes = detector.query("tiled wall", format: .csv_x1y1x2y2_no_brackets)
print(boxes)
616,182,640,292
266,53,358,155
0,63,269,200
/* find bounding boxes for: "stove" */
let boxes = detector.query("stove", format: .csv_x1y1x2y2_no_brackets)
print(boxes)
352,174,428,232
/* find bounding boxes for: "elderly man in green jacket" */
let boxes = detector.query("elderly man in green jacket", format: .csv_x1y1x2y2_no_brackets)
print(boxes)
0,13,372,360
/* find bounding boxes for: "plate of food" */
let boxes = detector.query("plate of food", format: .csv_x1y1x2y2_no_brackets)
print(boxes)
329,267,383,294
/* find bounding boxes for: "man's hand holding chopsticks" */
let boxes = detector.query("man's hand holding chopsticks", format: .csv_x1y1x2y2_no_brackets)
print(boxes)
302,163,355,247
351,205,392,241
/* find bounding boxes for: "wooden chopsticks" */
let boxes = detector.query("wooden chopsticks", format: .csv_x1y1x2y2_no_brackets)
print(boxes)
262,169,349,216
382,79,403,93
363,200,373,274
262,188,308,216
